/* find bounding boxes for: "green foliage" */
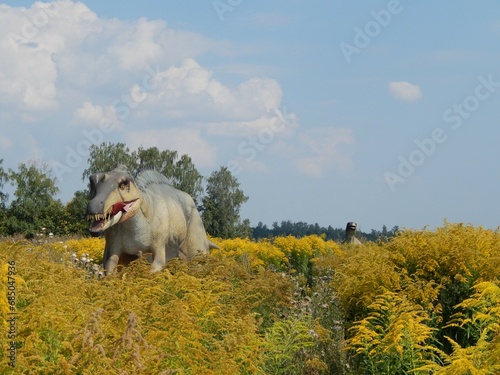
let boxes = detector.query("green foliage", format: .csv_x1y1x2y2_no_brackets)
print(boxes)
169,154,204,205
312,222,500,373
0,159,9,209
253,220,398,242
385,222,500,350
83,142,138,181
135,147,204,204
263,315,328,375
201,166,249,239
59,190,90,236
423,282,500,374
6,161,62,237
346,290,442,375
83,143,204,205
447,282,500,344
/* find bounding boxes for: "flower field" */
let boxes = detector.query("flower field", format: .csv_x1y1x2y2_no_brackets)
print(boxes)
1,222,499,374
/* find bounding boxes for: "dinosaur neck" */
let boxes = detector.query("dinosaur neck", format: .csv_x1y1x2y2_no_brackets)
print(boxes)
346,230,355,242
138,192,150,219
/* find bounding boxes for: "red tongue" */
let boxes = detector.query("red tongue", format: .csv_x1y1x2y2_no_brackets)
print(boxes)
111,202,127,215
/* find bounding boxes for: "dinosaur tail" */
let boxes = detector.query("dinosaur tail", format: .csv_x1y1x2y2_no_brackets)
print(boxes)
208,241,220,250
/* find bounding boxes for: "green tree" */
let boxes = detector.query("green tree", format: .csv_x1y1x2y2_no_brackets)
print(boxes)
7,161,63,237
84,143,204,204
0,159,9,235
171,154,204,205
135,146,177,176
237,218,252,238
135,147,203,204
83,142,137,182
201,166,249,238
60,190,90,236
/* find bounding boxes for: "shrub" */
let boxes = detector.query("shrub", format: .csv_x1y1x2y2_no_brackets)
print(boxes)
1,223,499,374
384,222,500,349
0,241,293,374
429,281,500,374
345,290,443,375
329,243,403,322
263,315,329,375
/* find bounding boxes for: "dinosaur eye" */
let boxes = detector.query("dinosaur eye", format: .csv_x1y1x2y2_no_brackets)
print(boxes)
119,180,128,190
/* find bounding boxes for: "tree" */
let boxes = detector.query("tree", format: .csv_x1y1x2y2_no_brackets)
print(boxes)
60,190,90,236
201,166,249,238
0,159,8,207
135,146,177,176
136,147,203,204
253,221,271,239
7,161,63,237
83,143,204,204
82,142,137,182
236,218,252,239
0,159,9,235
172,154,204,205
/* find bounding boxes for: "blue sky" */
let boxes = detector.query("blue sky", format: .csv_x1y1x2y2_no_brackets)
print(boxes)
1,0,499,232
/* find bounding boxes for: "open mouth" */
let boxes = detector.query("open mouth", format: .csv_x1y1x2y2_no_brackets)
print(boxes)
87,199,139,233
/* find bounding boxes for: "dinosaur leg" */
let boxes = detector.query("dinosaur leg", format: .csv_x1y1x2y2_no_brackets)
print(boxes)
104,253,120,275
151,244,167,273
103,243,120,275
184,212,211,258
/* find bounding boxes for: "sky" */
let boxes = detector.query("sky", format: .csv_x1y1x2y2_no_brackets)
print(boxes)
1,0,500,232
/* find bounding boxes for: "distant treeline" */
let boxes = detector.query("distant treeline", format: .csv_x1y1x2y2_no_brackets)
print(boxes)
251,220,399,242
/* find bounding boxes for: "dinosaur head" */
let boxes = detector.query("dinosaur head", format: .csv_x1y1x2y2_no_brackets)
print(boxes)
86,165,142,235
345,221,358,235
346,222,357,233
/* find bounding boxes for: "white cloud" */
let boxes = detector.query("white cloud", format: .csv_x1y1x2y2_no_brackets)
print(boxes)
142,59,284,123
388,81,422,102
0,1,355,185
0,1,101,111
73,101,122,130
206,108,297,138
0,46,58,110
0,1,227,116
293,128,356,177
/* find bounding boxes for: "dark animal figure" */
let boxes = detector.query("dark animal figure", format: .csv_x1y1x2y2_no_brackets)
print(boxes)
344,221,362,244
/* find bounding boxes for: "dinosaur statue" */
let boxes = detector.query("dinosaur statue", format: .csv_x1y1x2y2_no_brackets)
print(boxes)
85,165,218,274
343,222,362,244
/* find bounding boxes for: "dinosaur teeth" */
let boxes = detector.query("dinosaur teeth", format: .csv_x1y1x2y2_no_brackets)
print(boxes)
86,213,109,222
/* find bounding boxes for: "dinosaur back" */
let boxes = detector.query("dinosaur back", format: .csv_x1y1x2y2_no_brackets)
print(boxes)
135,169,193,212
135,169,173,193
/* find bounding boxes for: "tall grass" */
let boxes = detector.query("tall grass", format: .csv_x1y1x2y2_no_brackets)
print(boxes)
0,224,499,374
